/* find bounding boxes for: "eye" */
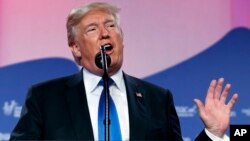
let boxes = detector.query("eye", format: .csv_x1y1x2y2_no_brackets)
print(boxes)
108,23,115,27
86,25,97,33
106,22,116,29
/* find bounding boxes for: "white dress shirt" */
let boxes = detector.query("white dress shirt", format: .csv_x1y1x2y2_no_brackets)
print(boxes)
83,68,129,141
205,128,229,141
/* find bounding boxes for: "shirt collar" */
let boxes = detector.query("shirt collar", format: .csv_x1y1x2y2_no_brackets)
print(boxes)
110,69,124,91
83,68,124,93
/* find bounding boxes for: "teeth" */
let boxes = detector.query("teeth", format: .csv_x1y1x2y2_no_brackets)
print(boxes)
102,44,112,51
106,46,112,51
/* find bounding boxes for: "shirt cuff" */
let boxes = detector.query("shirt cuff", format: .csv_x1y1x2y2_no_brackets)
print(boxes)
204,128,229,141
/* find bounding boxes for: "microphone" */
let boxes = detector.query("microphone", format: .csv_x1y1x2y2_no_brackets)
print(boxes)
95,44,112,141
95,45,111,69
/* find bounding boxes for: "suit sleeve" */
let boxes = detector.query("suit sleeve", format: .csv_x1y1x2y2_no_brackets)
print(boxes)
195,129,213,141
9,86,43,140
166,90,184,141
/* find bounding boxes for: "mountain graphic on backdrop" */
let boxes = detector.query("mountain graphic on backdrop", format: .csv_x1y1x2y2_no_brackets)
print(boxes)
144,27,250,140
144,27,250,101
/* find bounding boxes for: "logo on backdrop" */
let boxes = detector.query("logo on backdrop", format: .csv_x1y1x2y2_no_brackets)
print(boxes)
2,100,22,118
183,137,191,141
241,107,250,117
231,110,237,117
175,105,197,117
0,132,10,141
176,105,237,118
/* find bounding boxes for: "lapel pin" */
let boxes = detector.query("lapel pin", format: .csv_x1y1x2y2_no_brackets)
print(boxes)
136,92,143,98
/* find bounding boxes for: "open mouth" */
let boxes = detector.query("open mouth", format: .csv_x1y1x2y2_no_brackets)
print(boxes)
102,44,113,51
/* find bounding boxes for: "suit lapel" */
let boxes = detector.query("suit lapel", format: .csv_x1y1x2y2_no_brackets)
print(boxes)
65,70,94,140
123,73,149,140
63,71,149,140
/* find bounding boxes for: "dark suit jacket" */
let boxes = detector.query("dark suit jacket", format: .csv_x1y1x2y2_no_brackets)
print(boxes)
10,70,211,140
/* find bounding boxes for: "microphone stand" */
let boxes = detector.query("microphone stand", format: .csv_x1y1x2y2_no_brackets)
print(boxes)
100,45,110,141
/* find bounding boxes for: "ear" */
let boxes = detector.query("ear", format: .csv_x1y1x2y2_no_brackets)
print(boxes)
119,28,124,38
69,43,82,57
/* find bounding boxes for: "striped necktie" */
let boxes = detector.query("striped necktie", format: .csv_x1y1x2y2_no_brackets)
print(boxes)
98,78,122,141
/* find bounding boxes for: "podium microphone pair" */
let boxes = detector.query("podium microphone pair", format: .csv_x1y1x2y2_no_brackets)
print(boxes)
95,44,112,141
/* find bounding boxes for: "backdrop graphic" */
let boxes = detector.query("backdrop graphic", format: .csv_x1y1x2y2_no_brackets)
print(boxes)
145,27,250,139
1,0,250,140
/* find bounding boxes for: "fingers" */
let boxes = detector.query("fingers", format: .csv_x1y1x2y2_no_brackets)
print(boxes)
214,78,224,99
220,84,231,103
206,79,216,101
206,78,237,106
207,78,238,107
227,93,238,110
207,78,229,100
194,99,205,117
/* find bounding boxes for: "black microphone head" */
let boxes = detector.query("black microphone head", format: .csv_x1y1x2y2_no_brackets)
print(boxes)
95,52,111,69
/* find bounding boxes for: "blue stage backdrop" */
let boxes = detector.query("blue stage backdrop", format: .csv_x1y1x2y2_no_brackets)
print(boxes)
144,27,250,140
0,27,250,141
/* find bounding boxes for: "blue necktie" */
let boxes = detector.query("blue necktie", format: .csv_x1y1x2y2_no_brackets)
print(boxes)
98,79,122,141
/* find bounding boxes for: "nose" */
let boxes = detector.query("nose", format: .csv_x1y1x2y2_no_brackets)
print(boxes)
99,26,110,39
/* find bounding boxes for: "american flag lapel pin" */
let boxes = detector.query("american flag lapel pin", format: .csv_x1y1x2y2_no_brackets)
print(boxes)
136,92,143,98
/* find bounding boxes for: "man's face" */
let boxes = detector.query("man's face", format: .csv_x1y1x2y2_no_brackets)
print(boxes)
70,10,124,76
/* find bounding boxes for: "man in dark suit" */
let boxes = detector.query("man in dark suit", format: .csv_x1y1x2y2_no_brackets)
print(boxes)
10,2,238,141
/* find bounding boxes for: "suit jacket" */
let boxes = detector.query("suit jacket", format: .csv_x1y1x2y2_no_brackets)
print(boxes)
10,70,211,140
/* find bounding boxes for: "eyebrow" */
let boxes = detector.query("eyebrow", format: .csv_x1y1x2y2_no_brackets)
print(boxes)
85,23,98,28
85,18,115,27
104,19,115,24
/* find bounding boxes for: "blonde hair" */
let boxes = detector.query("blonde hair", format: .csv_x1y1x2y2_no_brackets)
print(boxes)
66,2,121,46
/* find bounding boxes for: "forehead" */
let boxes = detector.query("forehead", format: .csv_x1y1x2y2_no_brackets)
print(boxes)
80,10,115,26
